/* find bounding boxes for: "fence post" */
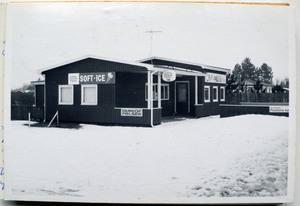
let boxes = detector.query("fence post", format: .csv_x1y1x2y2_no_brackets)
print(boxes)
28,112,31,127
57,112,59,125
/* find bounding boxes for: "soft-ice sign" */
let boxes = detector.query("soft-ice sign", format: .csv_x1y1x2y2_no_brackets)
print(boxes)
162,70,176,82
205,72,226,84
68,72,116,85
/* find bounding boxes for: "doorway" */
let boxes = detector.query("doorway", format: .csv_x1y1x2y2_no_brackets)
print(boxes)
175,81,190,116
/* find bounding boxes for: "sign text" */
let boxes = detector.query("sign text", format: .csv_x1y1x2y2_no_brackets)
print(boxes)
121,108,143,117
68,72,115,85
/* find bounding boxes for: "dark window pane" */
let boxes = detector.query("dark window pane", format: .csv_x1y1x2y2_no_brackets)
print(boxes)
213,88,217,99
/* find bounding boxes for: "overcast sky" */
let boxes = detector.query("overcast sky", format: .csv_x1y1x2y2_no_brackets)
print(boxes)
6,3,291,89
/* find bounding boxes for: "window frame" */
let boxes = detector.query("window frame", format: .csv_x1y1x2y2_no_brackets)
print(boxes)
161,84,170,100
145,83,170,101
204,85,210,103
58,85,74,105
81,84,98,106
213,86,219,102
220,86,225,102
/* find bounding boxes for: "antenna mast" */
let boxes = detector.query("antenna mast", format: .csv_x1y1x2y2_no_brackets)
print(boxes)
145,30,162,64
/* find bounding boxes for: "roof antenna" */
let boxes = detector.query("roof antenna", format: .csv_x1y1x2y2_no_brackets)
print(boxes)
145,30,162,65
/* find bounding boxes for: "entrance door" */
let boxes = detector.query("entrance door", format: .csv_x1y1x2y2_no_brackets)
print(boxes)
176,82,189,116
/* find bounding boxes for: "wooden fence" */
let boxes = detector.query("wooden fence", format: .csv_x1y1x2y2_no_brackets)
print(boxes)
225,93,289,104
11,105,44,122
220,104,289,118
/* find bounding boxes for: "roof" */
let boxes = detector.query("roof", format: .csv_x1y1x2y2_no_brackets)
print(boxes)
31,80,45,85
40,55,154,74
139,56,231,73
152,65,205,77
261,82,272,86
39,55,205,77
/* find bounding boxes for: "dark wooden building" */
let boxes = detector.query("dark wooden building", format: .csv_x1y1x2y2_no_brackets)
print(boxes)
33,56,229,126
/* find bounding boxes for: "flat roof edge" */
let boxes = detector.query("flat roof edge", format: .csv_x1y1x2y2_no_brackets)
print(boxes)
139,56,231,73
40,55,154,74
31,80,45,85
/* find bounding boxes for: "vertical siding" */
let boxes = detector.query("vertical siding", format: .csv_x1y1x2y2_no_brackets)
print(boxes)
220,105,288,118
116,72,147,108
194,82,226,117
44,58,162,126
160,81,175,117
43,57,228,125
198,76,205,104
35,85,44,108
158,75,206,117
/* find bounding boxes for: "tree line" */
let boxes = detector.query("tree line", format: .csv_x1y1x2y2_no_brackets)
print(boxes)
226,57,288,94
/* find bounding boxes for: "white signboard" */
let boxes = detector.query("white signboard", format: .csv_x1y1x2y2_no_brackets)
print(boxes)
121,108,143,117
269,106,289,113
68,72,115,85
162,70,176,82
68,73,80,85
205,72,226,84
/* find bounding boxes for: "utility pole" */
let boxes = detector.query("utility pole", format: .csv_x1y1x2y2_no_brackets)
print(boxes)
145,30,162,63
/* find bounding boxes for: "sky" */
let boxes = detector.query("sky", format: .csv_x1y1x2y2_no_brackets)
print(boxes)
6,3,292,89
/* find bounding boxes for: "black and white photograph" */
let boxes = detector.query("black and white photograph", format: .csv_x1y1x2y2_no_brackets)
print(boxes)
3,2,295,203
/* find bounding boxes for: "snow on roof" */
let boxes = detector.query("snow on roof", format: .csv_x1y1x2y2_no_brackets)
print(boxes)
40,55,154,74
139,56,231,73
39,55,205,77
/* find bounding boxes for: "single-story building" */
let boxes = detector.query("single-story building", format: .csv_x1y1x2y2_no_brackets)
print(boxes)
33,56,230,126
242,79,273,93
261,82,273,93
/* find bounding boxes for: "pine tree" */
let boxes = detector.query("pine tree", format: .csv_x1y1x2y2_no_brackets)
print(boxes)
232,64,243,83
241,57,256,81
254,67,263,81
259,63,273,83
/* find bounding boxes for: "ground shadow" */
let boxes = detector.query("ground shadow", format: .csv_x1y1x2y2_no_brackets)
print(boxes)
161,116,188,124
23,122,82,129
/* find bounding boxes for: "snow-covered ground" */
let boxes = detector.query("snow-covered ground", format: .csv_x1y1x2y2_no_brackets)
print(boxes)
4,115,288,202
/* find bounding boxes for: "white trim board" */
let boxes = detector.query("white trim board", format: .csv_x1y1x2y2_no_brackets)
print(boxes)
81,84,98,106
139,56,230,73
58,85,74,105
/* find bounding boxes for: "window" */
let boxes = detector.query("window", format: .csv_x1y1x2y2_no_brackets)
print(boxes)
204,86,210,103
213,86,218,102
81,84,98,105
145,83,169,101
220,86,225,102
161,84,170,100
58,85,73,105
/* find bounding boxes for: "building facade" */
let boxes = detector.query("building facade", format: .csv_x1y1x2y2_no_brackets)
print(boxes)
34,56,229,126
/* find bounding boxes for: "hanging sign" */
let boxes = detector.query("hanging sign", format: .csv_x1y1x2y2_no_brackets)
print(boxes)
162,70,176,82
68,72,115,85
269,106,289,113
205,72,226,84
121,108,143,117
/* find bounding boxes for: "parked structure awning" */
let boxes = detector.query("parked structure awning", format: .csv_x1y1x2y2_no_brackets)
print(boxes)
149,65,205,77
